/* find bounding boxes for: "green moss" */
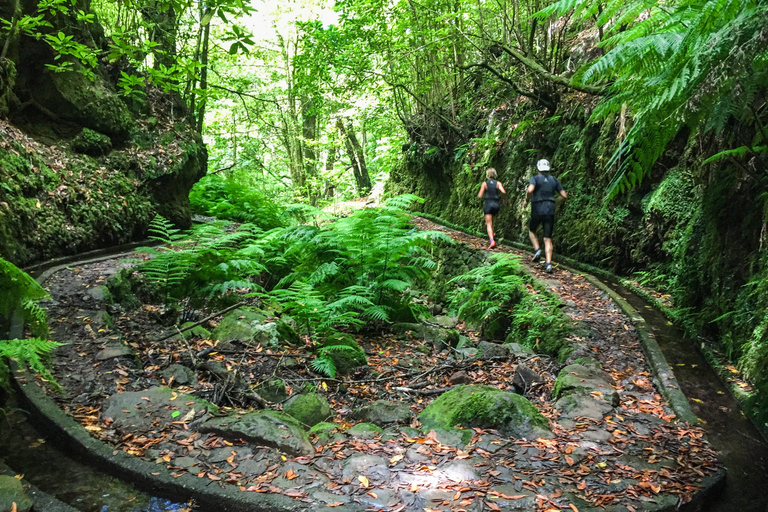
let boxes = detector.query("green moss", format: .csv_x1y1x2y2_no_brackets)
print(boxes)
72,128,112,156
320,333,367,374
283,393,333,427
418,384,549,437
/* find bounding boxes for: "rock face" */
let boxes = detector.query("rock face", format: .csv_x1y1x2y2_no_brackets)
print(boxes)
418,384,551,439
350,400,412,426
102,387,216,431
198,410,313,456
0,475,33,512
283,393,333,427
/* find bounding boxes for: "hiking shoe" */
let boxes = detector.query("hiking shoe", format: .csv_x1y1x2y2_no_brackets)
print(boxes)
545,263,553,273
532,249,542,262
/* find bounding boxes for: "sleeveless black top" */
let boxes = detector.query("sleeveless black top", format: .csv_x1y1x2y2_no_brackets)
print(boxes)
484,180,499,201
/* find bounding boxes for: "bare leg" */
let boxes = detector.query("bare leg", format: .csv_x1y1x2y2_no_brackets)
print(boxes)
485,214,495,247
544,238,553,264
528,230,540,251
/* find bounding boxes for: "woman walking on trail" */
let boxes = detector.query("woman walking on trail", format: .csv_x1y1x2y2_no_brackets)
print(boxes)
478,167,506,249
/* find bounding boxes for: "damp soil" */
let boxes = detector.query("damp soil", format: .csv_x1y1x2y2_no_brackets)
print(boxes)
9,218,724,511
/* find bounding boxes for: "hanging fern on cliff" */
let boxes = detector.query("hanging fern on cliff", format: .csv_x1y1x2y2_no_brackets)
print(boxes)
539,0,768,197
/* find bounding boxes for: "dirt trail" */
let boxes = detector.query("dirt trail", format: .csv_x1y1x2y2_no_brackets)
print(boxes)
32,217,720,512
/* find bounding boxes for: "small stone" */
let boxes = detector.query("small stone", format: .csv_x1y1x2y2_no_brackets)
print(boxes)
448,371,471,385
341,454,390,484
160,363,197,386
478,341,510,360
512,364,544,393
95,344,134,361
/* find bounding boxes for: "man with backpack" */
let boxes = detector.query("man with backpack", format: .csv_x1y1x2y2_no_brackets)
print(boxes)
527,159,567,273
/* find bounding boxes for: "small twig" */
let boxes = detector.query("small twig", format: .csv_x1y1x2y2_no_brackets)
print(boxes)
392,385,456,395
176,326,197,366
156,301,246,343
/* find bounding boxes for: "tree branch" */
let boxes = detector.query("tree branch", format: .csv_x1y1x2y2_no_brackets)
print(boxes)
460,61,556,111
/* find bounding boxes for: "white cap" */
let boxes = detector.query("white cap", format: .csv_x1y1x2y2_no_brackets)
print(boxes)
537,159,551,172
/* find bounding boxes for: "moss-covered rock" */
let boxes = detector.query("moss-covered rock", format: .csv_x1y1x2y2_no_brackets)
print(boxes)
0,475,33,512
347,422,383,438
552,362,619,408
72,128,112,156
308,422,345,444
319,333,367,374
350,400,412,426
102,386,217,432
255,379,288,402
418,384,551,438
210,307,268,343
283,393,333,427
198,410,313,456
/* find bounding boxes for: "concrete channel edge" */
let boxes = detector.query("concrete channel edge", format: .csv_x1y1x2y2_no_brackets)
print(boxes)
7,222,723,512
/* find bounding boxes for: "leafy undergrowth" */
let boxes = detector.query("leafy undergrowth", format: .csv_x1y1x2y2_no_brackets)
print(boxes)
35,217,720,512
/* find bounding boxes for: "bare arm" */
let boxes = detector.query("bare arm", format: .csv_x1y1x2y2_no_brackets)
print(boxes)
497,182,507,195
526,183,535,199
478,181,487,199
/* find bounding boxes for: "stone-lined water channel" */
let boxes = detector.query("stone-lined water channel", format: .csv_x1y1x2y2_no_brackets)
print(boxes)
1,261,765,511
606,283,768,512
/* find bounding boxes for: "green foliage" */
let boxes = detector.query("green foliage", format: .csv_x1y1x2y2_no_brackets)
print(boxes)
0,258,63,390
0,257,49,338
189,174,286,229
565,0,768,198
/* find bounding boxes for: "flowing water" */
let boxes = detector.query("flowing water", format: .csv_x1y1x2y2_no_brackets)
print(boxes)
607,284,768,512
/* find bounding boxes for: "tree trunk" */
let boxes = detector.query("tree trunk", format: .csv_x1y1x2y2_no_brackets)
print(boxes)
336,118,372,196
302,96,319,205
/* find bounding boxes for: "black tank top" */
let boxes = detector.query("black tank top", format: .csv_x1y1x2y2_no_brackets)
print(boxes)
484,180,499,201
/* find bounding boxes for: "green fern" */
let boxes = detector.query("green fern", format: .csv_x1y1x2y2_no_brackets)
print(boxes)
0,338,65,391
312,344,358,378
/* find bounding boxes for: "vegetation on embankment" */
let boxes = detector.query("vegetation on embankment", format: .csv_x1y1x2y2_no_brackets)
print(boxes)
388,94,768,431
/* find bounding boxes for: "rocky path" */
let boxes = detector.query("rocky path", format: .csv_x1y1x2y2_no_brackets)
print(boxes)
30,218,721,512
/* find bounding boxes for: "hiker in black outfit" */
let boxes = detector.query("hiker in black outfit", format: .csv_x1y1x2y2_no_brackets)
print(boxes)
527,159,567,273
478,167,506,249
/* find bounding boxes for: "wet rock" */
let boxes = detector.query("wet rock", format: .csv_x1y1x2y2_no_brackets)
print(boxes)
429,428,472,447
350,400,411,426
254,379,288,402
341,454,390,484
354,488,399,509
486,485,537,510
103,387,216,431
198,410,313,456
478,341,509,360
309,490,352,506
283,393,333,427
95,344,134,361
512,364,544,393
418,384,551,439
448,371,471,385
0,475,33,512
160,363,197,386
555,393,613,420
272,461,330,489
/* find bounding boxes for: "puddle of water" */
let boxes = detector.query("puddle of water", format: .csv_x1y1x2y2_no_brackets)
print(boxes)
0,396,195,512
609,284,768,512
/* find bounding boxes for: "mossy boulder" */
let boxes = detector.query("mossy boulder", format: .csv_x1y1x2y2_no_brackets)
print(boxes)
552,361,618,406
418,384,551,438
211,307,268,343
347,422,383,438
198,410,313,456
309,422,345,443
72,128,112,156
283,393,333,427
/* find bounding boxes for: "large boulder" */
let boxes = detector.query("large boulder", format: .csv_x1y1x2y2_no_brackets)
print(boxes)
418,385,551,439
198,410,313,456
283,393,333,427
102,387,216,432
351,400,412,426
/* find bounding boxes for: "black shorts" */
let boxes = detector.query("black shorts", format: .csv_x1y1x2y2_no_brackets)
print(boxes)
529,214,555,239
483,200,500,215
